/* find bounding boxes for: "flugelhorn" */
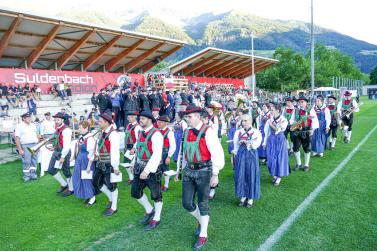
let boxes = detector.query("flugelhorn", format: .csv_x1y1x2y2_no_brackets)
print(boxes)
27,137,55,155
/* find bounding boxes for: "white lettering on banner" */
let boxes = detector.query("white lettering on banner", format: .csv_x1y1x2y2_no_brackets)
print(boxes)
14,73,94,85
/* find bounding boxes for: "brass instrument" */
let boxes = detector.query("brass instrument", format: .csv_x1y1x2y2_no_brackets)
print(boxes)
340,102,362,119
290,118,304,132
27,137,55,155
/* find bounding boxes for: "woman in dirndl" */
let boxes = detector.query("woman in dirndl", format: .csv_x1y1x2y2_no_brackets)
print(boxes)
72,120,96,206
232,114,262,208
311,95,331,157
258,104,270,164
263,104,290,186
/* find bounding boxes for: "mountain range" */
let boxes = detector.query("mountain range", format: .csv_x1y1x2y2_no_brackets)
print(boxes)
58,10,377,73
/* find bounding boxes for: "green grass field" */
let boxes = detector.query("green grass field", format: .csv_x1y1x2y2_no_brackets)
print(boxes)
1,98,377,251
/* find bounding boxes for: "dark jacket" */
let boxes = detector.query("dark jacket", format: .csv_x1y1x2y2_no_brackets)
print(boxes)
139,94,150,112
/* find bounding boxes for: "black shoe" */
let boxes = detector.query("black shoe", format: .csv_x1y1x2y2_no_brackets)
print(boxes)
56,185,68,193
144,220,160,231
294,164,302,171
62,189,74,197
140,209,155,225
84,199,90,204
304,166,310,172
103,208,117,217
193,237,207,250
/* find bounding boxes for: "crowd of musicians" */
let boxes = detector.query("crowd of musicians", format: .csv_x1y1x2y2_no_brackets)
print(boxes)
14,86,359,250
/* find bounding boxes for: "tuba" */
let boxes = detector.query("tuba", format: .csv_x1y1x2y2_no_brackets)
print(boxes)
27,137,55,155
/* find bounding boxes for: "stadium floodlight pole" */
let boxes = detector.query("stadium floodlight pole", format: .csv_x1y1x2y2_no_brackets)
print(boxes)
310,0,315,99
251,32,256,100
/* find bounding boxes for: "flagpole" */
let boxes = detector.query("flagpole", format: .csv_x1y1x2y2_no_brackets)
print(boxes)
310,0,315,99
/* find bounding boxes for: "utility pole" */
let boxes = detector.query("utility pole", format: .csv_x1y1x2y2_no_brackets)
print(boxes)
251,32,256,100
310,0,315,97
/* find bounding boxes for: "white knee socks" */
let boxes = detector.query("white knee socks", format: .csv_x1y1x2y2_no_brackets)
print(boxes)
153,201,163,221
164,175,170,188
190,205,200,221
100,185,112,200
331,138,337,147
53,172,67,187
209,188,216,197
125,167,134,181
67,177,73,191
137,193,153,214
294,151,301,166
304,152,311,166
199,215,209,238
110,189,118,211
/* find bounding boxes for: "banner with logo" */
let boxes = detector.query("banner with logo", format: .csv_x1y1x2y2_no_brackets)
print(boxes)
0,68,145,94
186,76,245,88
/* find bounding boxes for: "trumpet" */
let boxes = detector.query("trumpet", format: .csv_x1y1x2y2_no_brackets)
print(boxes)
27,137,55,155
340,102,362,119
290,119,304,132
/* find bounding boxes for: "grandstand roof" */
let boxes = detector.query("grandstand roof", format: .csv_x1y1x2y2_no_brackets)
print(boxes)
0,8,185,73
169,47,278,79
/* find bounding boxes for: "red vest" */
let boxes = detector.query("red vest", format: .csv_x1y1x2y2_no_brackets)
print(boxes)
161,127,170,149
298,108,312,128
99,128,114,153
126,123,137,144
138,128,158,161
184,126,211,163
54,125,66,151
153,120,159,129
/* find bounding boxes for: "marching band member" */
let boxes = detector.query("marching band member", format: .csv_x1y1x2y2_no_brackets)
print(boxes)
39,112,55,138
47,112,73,196
157,115,176,192
232,114,262,206
311,95,331,157
152,107,160,128
338,90,359,144
258,104,270,164
93,110,120,216
263,104,289,186
176,104,224,249
289,97,319,172
72,121,96,207
15,112,39,182
173,111,187,163
130,111,164,231
123,111,141,185
206,104,219,137
327,95,341,150
250,100,261,129
283,98,295,155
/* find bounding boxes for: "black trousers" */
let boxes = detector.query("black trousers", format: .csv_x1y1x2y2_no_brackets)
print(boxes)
329,123,338,138
47,151,72,178
160,149,169,173
342,113,353,131
291,131,312,153
131,162,162,202
182,167,212,216
123,144,134,164
93,162,117,194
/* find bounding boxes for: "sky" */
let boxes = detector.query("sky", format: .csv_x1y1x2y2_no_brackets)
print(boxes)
0,0,376,45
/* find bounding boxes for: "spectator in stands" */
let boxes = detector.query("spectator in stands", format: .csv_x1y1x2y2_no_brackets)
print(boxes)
40,112,55,138
91,93,97,109
65,83,73,101
57,81,66,100
97,89,111,114
0,83,9,96
7,89,18,108
0,94,10,117
31,84,41,100
60,108,70,126
110,88,122,128
26,93,37,116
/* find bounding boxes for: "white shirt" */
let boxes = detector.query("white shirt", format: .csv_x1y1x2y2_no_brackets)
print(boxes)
180,121,225,175
233,127,262,153
337,99,360,113
141,125,163,175
56,124,72,159
15,122,38,144
208,114,219,134
263,116,288,146
289,106,319,130
78,133,96,161
162,127,176,158
40,119,55,136
129,121,142,144
102,126,120,170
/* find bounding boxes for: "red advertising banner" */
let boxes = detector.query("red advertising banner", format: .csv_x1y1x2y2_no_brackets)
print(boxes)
185,76,245,88
0,68,145,94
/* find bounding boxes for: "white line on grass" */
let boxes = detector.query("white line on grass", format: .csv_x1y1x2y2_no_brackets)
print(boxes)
258,124,377,251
